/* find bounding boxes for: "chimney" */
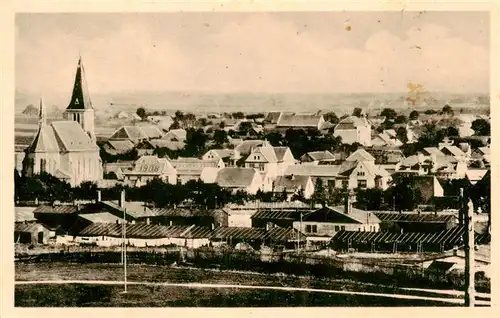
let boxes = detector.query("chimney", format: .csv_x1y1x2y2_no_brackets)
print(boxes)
119,190,126,208
97,190,101,202
169,220,173,226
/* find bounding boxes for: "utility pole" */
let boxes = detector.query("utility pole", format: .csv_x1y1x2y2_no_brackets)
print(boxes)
121,207,128,294
299,211,303,253
461,188,475,307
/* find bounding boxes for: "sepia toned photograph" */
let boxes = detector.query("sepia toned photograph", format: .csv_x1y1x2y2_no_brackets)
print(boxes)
12,10,492,308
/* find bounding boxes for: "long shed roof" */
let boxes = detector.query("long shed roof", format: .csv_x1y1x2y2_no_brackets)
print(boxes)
331,227,490,245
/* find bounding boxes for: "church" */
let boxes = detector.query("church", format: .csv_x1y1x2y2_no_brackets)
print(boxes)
22,58,103,186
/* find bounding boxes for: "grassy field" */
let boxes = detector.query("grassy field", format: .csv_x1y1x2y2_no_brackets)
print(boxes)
15,262,470,307
15,283,456,307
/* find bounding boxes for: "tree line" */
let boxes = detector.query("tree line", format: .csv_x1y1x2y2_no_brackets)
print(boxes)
15,168,489,216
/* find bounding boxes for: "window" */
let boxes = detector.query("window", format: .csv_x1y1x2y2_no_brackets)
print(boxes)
357,180,367,188
334,225,340,231
40,159,46,173
259,163,265,171
342,180,349,188
341,226,345,231
357,171,365,176
306,225,318,233
327,180,335,188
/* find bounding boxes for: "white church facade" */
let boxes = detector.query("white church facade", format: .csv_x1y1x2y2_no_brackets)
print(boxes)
22,58,103,186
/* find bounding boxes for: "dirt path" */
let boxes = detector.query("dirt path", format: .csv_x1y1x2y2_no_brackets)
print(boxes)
15,280,490,306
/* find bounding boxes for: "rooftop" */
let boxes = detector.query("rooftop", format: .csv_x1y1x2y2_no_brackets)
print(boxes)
277,113,324,128
215,167,258,188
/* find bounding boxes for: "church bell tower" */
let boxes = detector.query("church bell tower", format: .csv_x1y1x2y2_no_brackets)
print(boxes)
63,57,96,142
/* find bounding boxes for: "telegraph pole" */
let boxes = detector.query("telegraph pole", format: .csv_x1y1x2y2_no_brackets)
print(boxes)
461,188,475,307
121,207,128,294
299,211,303,253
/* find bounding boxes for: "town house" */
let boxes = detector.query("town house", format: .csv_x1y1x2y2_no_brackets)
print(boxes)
244,144,296,180
275,113,326,131
333,116,372,146
272,175,314,200
284,148,390,190
122,155,177,186
292,203,381,244
214,167,265,194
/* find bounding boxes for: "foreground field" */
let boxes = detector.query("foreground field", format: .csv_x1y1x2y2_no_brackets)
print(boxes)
15,263,489,307
15,263,454,297
15,283,457,307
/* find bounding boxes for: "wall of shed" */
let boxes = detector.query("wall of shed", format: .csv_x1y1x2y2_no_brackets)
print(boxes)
228,213,253,227
14,227,51,245
293,221,379,237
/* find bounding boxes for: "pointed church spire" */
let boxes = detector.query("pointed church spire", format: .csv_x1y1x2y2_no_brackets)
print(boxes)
66,56,93,110
38,97,46,126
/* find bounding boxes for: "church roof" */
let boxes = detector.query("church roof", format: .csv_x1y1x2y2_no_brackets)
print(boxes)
25,99,59,153
51,121,99,151
25,124,60,153
66,57,93,110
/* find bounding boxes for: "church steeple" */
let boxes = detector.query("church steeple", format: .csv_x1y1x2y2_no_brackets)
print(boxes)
67,56,93,110
38,97,46,126
25,97,54,154
63,56,96,143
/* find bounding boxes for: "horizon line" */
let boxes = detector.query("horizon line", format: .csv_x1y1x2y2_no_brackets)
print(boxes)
16,89,490,97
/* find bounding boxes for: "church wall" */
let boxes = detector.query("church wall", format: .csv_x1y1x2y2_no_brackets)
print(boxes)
65,151,102,186
23,152,60,177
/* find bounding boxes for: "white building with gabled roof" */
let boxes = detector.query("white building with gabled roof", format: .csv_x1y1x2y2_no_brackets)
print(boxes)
333,116,371,146
22,58,102,186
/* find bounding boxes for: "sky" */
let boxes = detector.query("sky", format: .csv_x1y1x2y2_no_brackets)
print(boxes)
16,12,489,96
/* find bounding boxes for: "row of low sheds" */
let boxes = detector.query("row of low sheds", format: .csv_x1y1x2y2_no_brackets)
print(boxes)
76,223,305,249
15,200,490,253
331,226,490,253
